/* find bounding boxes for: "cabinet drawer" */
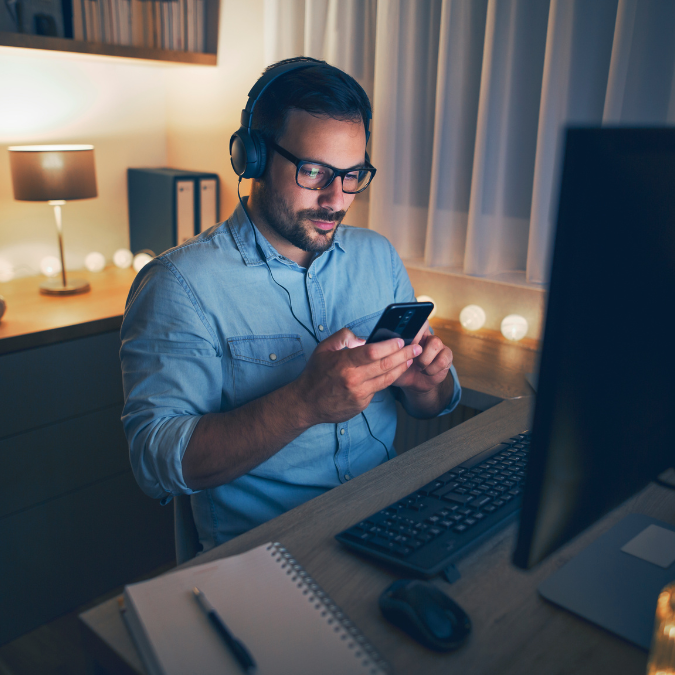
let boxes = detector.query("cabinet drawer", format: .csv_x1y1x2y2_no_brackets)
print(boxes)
0,330,123,439
0,404,128,519
0,470,174,645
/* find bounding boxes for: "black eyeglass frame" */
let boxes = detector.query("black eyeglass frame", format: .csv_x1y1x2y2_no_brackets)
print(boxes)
269,141,377,194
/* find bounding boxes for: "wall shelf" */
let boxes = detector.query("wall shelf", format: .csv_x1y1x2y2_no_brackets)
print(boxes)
0,30,217,64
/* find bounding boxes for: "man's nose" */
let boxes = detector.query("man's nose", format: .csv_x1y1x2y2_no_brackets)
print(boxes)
317,176,345,212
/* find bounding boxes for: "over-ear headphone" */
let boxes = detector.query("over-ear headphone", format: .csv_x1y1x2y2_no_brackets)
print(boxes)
229,58,372,180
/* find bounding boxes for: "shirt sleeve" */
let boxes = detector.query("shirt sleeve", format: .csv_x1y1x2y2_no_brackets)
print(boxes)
120,259,223,502
388,240,462,416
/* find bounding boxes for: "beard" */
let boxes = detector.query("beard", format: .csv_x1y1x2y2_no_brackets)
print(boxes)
254,179,346,253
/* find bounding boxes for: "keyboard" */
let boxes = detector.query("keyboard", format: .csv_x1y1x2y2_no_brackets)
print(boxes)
335,432,531,578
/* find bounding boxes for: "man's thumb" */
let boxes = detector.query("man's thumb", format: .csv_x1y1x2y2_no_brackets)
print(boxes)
316,327,365,352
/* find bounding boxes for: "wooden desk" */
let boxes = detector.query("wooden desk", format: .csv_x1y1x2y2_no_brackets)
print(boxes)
79,396,674,674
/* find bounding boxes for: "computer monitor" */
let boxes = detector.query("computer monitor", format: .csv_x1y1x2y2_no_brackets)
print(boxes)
513,127,675,570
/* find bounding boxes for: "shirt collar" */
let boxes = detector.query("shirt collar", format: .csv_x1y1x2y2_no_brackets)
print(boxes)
228,197,346,268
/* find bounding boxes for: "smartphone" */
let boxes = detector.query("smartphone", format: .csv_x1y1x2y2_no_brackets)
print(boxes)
366,302,434,345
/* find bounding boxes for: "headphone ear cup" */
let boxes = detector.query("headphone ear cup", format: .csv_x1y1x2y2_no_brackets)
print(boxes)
229,128,268,179
246,130,267,179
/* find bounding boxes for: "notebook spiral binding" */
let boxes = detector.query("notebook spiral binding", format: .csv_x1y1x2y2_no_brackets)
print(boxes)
267,543,392,675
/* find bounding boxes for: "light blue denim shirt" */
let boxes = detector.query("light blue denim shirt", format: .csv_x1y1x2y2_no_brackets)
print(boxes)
120,200,461,552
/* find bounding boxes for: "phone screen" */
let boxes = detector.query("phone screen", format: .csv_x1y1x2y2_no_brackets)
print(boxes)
366,302,434,345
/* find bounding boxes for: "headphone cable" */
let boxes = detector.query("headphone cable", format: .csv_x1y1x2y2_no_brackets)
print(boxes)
238,179,319,345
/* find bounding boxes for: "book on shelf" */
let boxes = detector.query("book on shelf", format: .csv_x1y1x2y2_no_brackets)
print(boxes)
70,0,208,51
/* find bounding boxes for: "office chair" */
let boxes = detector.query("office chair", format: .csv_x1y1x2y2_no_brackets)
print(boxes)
173,494,200,564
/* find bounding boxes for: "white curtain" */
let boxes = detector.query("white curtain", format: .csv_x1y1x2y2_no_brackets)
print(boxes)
264,0,675,285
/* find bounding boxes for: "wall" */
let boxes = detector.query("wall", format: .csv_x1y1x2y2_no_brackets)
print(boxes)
0,0,264,279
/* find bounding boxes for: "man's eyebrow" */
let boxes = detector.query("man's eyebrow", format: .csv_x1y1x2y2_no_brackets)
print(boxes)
304,159,368,170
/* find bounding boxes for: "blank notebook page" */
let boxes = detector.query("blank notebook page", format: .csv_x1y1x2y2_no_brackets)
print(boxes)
123,542,389,675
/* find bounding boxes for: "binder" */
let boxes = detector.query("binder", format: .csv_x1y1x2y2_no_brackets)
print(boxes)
121,542,391,675
127,168,220,256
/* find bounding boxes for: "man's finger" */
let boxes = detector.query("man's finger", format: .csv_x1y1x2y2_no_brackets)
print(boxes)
347,337,406,366
360,342,421,380
411,320,431,346
366,358,414,395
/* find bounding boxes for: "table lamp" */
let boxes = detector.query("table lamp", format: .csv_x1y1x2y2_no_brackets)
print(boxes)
9,145,98,295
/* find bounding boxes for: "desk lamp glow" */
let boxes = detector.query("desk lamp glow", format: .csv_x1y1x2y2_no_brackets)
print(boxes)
9,145,98,296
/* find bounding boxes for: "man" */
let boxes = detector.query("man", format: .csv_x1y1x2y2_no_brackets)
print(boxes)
121,57,461,554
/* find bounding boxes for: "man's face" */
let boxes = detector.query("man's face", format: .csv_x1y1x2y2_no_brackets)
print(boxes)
251,109,367,260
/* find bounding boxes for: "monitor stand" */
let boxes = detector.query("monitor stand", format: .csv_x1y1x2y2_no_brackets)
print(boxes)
538,513,675,649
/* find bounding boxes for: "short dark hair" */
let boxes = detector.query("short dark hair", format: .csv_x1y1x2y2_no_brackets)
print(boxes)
251,57,372,144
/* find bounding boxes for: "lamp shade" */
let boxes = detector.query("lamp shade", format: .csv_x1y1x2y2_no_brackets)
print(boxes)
9,145,97,201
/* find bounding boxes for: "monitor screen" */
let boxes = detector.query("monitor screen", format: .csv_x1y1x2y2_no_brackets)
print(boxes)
513,127,675,569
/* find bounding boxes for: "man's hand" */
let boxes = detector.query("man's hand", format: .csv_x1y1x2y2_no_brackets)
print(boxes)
389,322,455,419
293,327,421,426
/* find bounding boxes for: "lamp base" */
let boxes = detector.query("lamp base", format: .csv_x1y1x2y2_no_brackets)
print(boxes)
39,278,91,296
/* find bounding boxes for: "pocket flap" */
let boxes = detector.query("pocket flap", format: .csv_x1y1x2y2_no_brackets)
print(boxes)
228,335,304,366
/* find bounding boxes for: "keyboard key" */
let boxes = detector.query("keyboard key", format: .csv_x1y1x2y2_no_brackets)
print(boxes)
486,490,499,497
442,493,474,504
484,505,497,513
451,514,464,521
416,533,434,543
439,520,454,528
493,499,504,507
427,527,443,537
426,515,440,524
473,496,491,508
418,480,444,496
508,488,522,496
392,545,412,557
449,467,466,475
464,518,477,526
469,490,483,497
502,495,514,502
474,512,486,520
371,536,395,550
453,524,467,533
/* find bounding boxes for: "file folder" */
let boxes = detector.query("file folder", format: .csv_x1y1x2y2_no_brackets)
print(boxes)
127,168,220,256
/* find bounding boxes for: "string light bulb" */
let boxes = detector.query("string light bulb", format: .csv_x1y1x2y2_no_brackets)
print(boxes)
113,248,133,269
84,252,105,272
459,305,486,331
416,295,437,319
0,258,14,282
40,256,62,277
132,252,153,273
501,314,528,341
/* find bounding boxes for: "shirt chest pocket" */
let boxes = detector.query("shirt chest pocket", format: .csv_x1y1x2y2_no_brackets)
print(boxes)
228,334,306,408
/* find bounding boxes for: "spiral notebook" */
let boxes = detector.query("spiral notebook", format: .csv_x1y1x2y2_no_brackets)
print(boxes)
121,542,390,675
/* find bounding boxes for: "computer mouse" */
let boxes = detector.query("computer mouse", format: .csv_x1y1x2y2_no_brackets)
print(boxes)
379,579,471,651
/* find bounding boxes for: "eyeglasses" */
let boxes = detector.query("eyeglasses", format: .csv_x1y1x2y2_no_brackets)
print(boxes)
269,141,377,194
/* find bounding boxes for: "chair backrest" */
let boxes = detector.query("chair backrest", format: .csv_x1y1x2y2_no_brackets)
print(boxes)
173,494,200,564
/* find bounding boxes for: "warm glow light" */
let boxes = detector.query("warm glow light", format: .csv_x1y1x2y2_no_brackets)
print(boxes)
40,256,62,277
0,295,6,320
0,259,14,283
133,252,153,273
460,305,486,331
0,60,94,137
113,249,133,269
501,314,528,341
85,252,106,272
416,295,437,319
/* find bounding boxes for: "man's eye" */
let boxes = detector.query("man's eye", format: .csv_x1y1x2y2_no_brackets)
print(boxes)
300,166,325,179
344,172,359,183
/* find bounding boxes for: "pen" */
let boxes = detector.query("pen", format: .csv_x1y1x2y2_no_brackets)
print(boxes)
192,587,257,674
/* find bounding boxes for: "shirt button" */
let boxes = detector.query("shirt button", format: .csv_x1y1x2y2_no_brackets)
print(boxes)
269,353,277,361
345,474,351,480
318,325,324,331
340,428,345,435
308,272,313,279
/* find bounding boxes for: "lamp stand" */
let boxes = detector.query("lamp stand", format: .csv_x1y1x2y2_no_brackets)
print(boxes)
40,200,90,296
